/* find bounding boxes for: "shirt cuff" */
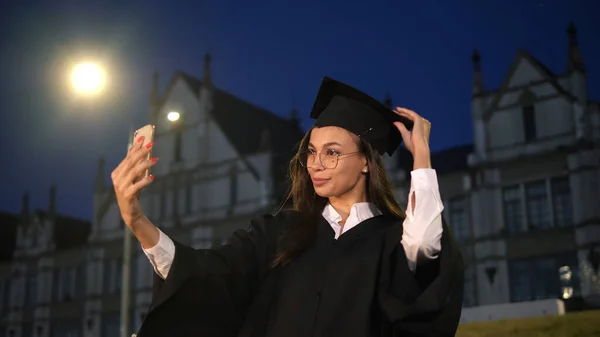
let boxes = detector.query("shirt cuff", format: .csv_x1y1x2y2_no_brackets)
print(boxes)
142,227,171,254
142,228,176,279
410,168,440,192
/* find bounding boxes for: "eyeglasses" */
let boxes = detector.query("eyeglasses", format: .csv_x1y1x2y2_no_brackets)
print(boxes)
299,149,362,169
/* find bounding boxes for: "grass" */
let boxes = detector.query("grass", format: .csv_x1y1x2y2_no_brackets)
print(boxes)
455,310,600,337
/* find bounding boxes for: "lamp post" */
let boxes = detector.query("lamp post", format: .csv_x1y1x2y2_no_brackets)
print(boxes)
122,118,134,337
71,62,135,337
72,62,128,336
118,94,138,337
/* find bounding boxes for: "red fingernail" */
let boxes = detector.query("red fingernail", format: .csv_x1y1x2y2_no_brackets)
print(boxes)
149,174,155,180
145,142,154,149
137,136,144,143
150,157,158,163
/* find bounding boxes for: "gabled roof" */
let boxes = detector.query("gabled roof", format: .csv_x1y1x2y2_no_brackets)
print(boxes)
161,71,304,157
158,71,305,199
483,49,576,120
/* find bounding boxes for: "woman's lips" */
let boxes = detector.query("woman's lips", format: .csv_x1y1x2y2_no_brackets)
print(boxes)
311,178,330,186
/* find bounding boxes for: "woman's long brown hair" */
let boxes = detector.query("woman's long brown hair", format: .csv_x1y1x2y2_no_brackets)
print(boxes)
272,128,406,267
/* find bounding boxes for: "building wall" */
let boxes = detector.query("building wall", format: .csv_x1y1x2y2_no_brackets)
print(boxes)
2,42,600,336
458,41,600,311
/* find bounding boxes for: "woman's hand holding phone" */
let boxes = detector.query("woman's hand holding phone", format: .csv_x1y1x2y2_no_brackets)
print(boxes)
111,132,161,248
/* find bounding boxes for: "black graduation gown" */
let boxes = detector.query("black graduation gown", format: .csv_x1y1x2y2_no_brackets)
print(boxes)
136,211,464,337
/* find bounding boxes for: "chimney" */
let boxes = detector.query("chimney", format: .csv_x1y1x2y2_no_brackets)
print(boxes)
21,192,30,224
472,49,485,97
203,53,212,86
49,185,56,216
567,22,585,73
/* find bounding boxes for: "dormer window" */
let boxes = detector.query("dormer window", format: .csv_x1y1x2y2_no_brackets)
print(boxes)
174,130,182,162
519,90,537,143
522,105,536,142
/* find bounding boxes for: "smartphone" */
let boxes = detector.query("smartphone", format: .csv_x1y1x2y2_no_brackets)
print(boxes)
132,124,155,178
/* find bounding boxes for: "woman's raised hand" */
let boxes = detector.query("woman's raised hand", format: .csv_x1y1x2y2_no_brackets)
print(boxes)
393,107,432,170
111,136,158,229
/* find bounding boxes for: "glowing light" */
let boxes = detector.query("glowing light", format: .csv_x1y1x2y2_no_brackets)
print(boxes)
167,111,180,122
71,63,106,95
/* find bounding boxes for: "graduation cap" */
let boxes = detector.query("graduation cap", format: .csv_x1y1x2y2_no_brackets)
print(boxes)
309,76,413,156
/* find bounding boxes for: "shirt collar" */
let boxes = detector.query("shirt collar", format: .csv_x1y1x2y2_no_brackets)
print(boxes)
322,202,382,225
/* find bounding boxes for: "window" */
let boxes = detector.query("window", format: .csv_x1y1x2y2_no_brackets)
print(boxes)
174,130,182,162
50,319,81,337
185,184,192,215
130,253,138,290
135,253,152,290
103,259,122,294
228,166,238,215
159,190,166,220
508,260,531,302
463,266,477,307
52,269,60,302
448,197,469,242
53,267,75,302
192,227,213,249
525,180,550,230
99,311,138,337
551,177,573,227
503,186,523,234
21,325,33,337
508,252,580,302
502,176,573,234
3,279,9,311
101,314,120,337
26,275,37,308
165,190,173,219
115,259,123,293
522,105,536,142
75,265,86,299
0,279,5,311
61,267,76,301
130,309,138,336
9,276,22,310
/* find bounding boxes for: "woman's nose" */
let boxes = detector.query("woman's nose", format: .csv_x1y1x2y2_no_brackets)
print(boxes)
309,159,326,171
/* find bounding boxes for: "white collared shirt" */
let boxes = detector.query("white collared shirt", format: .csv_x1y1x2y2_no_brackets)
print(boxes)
321,202,382,240
143,168,444,277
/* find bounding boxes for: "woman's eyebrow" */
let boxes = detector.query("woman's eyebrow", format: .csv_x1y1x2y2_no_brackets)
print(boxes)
308,141,343,148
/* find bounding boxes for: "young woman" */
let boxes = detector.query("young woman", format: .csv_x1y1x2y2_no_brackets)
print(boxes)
111,77,464,337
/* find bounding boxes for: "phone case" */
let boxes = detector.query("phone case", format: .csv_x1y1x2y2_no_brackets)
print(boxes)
132,124,155,177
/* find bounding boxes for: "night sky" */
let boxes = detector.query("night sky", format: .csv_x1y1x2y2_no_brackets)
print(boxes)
0,0,598,221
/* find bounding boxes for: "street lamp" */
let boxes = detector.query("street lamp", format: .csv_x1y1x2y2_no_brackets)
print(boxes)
69,60,135,336
70,61,133,337
71,63,106,95
167,111,180,122
69,61,138,337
